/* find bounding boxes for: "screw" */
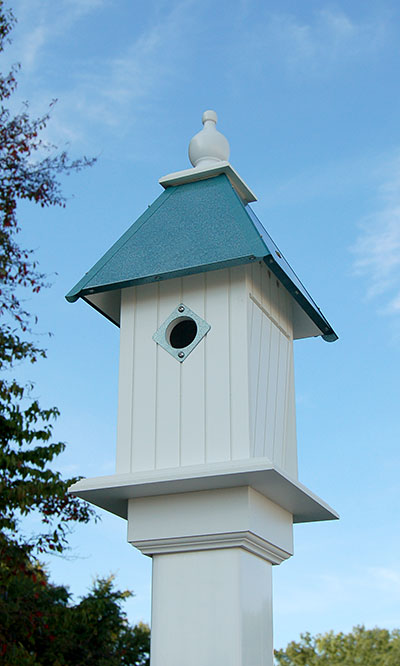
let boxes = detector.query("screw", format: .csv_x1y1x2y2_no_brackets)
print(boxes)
178,351,185,358
178,306,185,313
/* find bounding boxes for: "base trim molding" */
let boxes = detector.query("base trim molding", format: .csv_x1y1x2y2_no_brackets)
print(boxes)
130,530,292,564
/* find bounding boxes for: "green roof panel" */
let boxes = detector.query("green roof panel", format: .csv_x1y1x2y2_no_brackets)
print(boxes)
66,174,337,341
66,175,266,301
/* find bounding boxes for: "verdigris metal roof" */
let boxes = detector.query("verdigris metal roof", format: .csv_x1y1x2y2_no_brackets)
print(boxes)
66,174,337,342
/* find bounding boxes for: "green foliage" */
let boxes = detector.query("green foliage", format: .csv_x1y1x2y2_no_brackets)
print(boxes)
274,626,400,666
64,577,150,666
0,0,95,555
0,3,150,663
0,535,150,665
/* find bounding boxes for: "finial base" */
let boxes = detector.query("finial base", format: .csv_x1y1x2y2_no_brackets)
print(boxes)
159,162,257,205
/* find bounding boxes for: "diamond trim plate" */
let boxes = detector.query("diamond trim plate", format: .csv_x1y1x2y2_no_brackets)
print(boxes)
152,303,211,362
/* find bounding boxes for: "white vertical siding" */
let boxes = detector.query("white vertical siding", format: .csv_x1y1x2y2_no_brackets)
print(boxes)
181,274,206,466
117,269,250,473
247,263,298,478
264,320,280,458
249,303,265,456
155,279,182,469
130,283,158,471
204,270,231,463
116,287,135,473
116,264,297,478
283,346,298,478
229,268,251,460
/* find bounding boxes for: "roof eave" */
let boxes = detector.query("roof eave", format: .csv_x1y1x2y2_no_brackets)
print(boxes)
68,252,338,343
69,253,265,303
264,253,338,342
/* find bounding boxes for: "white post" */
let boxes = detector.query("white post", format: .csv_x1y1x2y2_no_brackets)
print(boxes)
127,487,293,665
150,548,273,666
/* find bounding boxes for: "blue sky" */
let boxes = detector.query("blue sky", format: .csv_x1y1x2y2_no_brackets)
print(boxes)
4,0,400,651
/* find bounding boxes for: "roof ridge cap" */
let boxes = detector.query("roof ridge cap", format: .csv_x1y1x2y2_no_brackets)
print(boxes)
159,161,257,204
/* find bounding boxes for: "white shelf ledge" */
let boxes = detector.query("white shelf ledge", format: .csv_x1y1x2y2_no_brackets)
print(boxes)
69,459,338,524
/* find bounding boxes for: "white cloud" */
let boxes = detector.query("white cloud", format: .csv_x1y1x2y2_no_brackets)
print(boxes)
6,0,109,72
259,154,377,208
4,2,390,158
73,25,174,127
352,157,400,313
65,0,107,12
20,25,47,71
0,0,197,153
367,566,400,591
275,563,400,616
293,8,385,66
236,7,386,78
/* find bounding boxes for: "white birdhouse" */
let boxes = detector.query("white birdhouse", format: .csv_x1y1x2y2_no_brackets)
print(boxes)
68,111,338,666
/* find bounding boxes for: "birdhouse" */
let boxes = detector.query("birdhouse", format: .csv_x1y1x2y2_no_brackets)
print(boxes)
68,111,338,666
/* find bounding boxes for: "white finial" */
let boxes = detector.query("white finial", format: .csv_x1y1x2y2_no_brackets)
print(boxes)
188,110,230,169
159,110,256,203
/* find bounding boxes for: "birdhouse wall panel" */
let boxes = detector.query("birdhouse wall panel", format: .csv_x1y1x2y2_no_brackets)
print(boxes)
204,270,232,463
272,334,291,466
115,265,297,476
228,268,252,461
130,283,158,471
271,274,284,331
181,274,206,466
280,275,293,334
283,354,298,479
255,310,275,459
264,323,282,459
246,263,297,478
248,296,262,457
247,263,293,339
249,261,263,307
248,300,279,460
155,280,182,469
116,287,135,473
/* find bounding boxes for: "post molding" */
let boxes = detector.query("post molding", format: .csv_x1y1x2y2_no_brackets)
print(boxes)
127,486,294,567
131,529,291,565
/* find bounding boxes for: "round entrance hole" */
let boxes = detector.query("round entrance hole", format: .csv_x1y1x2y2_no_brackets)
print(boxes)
168,317,198,349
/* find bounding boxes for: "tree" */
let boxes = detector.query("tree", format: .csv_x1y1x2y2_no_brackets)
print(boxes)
274,626,400,666
0,544,150,665
0,3,150,663
0,0,95,555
